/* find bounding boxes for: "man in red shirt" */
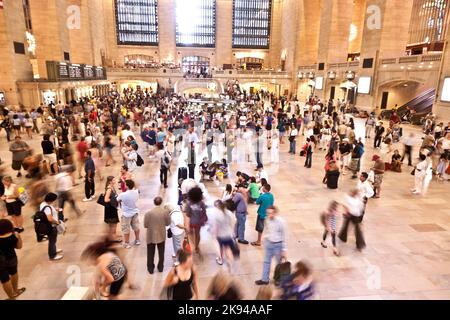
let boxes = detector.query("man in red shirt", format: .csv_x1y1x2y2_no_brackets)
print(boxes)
76,137,89,179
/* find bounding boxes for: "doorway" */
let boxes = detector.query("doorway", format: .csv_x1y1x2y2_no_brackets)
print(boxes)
381,91,389,109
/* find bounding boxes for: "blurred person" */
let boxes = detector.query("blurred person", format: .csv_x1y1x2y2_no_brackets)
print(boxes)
0,219,25,299
280,261,315,300
412,154,433,195
207,272,242,300
338,189,366,251
320,201,340,256
1,177,23,232
163,250,199,300
255,206,287,286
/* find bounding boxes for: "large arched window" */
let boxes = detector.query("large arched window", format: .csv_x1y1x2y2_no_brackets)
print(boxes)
115,0,159,45
408,0,449,45
175,0,216,47
232,0,272,49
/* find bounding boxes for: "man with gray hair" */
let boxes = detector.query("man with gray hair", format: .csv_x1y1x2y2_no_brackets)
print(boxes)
144,196,170,274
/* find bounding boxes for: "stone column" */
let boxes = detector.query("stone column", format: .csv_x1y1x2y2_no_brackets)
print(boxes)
215,0,232,68
158,0,176,64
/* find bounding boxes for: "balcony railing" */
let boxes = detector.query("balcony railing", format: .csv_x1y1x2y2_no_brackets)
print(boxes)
381,54,442,65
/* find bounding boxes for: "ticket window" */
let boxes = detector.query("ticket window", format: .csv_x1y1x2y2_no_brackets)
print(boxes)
42,91,56,106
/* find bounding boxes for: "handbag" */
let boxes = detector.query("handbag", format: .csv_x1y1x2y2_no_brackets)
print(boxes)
18,190,29,206
56,221,66,235
167,228,173,239
183,237,192,253
97,193,106,206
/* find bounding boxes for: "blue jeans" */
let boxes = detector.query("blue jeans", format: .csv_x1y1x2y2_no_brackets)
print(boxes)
262,240,283,282
235,212,246,241
289,140,296,154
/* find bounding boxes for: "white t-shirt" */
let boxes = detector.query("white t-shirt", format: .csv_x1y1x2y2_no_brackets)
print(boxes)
170,208,185,236
117,190,140,218
125,150,138,172
121,130,135,142
55,172,73,192
40,202,58,222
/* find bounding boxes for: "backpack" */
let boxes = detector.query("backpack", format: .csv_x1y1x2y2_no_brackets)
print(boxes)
33,206,53,237
136,154,144,167
161,152,171,169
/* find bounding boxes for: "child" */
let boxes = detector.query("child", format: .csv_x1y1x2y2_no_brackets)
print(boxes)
320,201,340,256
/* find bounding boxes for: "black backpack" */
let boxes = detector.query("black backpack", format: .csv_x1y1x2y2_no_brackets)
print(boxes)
33,206,53,237
136,154,144,167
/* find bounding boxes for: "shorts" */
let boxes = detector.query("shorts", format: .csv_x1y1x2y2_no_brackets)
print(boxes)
109,272,127,296
44,153,57,164
373,174,384,188
12,160,24,171
0,257,18,284
6,200,22,216
217,237,240,258
121,214,140,234
255,216,265,233
13,125,21,131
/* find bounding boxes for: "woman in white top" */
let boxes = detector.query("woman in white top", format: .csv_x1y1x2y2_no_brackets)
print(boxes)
221,184,233,202
1,176,23,232
166,129,176,155
320,125,332,151
23,114,33,139
211,200,238,271
380,137,394,164
412,154,433,195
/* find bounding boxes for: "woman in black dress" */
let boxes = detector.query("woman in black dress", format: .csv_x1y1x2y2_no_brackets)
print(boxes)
103,176,120,242
325,161,341,190
0,219,25,299
163,250,199,300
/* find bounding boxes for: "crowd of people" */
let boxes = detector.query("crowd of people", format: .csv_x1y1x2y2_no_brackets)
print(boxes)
0,85,449,300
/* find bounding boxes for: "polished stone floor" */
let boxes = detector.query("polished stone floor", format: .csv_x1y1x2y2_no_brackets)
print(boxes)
0,118,449,300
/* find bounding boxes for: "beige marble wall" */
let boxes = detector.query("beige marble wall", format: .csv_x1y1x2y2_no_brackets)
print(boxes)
348,0,366,54
215,0,233,68
434,27,450,122
68,0,94,65
0,0,33,105
317,0,353,64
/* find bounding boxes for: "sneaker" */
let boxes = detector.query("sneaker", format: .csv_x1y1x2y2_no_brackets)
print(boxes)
82,198,92,202
134,240,141,246
238,240,249,245
56,249,63,254
216,257,223,265
255,280,269,286
90,195,96,200
122,243,132,249
50,255,64,261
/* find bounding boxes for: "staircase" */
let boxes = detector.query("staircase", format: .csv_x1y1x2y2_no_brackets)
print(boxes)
381,88,435,120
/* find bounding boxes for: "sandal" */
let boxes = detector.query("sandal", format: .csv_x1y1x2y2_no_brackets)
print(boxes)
251,242,261,247
13,288,26,298
215,257,223,266
321,242,328,248
333,249,340,257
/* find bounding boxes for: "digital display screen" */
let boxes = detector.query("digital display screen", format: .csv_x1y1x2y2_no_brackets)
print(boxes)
315,76,323,90
358,76,372,94
441,77,450,102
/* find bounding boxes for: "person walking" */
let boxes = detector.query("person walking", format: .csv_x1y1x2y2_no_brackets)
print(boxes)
55,167,83,216
184,187,207,258
320,201,340,256
156,144,172,189
338,189,366,251
401,132,415,166
83,150,96,202
0,219,26,299
144,197,171,274
255,206,287,285
251,184,274,247
374,122,385,148
9,136,30,178
304,137,315,168
167,204,186,260
117,180,141,249
412,154,433,195
162,250,199,300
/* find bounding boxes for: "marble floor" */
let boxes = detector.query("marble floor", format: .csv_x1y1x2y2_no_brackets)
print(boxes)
0,118,449,300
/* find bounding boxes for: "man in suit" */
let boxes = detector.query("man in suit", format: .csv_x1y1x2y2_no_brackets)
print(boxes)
144,197,171,274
